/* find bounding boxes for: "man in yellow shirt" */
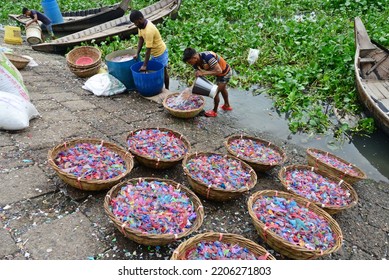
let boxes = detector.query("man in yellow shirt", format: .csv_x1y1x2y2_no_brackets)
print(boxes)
130,10,169,89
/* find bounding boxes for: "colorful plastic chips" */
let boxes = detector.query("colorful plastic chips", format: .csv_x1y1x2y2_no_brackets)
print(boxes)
185,154,252,190
185,240,267,260
284,168,352,207
229,138,283,164
166,94,204,111
311,151,359,176
127,129,188,160
252,196,336,251
55,142,126,180
110,180,197,235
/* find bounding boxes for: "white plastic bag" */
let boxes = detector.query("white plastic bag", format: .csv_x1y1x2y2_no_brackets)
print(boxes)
82,73,126,96
0,91,39,130
0,52,30,100
247,48,260,65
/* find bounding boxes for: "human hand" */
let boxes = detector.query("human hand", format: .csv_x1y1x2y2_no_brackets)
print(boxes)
195,70,204,77
133,54,138,60
140,65,147,72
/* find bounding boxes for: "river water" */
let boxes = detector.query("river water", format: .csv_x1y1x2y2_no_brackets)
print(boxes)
171,80,389,183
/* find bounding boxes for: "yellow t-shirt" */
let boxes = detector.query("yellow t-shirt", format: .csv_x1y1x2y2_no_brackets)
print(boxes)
138,21,166,57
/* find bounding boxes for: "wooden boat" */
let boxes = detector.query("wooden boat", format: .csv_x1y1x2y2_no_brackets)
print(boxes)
9,0,131,33
32,0,182,54
354,17,389,135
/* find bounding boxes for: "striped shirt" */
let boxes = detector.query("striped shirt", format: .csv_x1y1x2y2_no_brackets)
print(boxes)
194,51,230,77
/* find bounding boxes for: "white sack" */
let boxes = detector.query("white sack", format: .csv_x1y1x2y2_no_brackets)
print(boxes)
82,73,126,96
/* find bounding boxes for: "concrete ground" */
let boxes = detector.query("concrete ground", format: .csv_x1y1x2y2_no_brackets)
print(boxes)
0,35,388,260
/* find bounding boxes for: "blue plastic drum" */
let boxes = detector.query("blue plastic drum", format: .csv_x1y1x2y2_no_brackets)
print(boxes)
131,60,164,97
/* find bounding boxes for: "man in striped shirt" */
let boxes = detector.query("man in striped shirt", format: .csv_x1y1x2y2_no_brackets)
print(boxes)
183,47,232,117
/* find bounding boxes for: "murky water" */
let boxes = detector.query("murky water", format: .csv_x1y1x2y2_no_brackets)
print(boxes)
171,80,389,182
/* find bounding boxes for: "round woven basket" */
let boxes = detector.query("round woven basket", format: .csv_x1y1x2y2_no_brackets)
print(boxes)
162,92,205,119
278,165,359,215
48,138,134,191
126,127,191,169
68,63,101,78
104,177,204,246
171,232,276,260
306,148,367,184
247,190,343,259
182,152,257,201
224,134,287,173
4,53,30,69
66,46,102,69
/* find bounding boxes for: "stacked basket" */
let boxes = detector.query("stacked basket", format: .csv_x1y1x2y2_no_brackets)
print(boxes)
66,46,102,78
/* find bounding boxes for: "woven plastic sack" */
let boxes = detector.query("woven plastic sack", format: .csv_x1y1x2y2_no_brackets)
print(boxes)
0,52,29,100
82,73,126,96
0,91,39,130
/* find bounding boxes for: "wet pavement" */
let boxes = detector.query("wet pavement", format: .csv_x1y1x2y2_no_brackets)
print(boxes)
1,34,388,260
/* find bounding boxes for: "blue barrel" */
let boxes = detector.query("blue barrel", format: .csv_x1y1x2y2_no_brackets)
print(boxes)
131,60,164,97
105,49,139,90
41,0,64,24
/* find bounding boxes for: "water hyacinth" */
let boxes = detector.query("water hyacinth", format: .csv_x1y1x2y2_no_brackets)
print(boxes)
185,240,266,260
55,142,126,180
166,94,204,111
185,154,252,190
252,196,336,251
127,129,188,160
110,180,197,235
229,138,283,164
284,169,353,207
310,151,360,177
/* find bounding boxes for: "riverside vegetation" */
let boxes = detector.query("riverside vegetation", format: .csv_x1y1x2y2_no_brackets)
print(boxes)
2,0,389,138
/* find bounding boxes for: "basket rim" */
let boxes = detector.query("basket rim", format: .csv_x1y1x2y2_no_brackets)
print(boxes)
104,177,204,241
247,189,343,257
182,151,257,194
4,53,30,63
69,63,101,73
171,231,276,260
162,92,205,114
47,138,134,185
224,134,287,167
66,46,102,66
306,148,367,179
126,127,191,163
278,164,359,212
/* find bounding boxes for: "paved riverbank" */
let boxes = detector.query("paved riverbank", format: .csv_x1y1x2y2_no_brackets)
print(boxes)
0,36,388,260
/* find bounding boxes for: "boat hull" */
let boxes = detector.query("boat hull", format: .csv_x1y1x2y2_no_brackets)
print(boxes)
354,17,389,135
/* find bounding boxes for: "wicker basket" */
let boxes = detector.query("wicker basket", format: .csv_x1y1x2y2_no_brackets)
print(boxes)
247,190,343,259
48,138,134,191
182,152,257,201
4,53,30,69
104,177,204,246
306,148,367,184
126,127,191,169
66,46,102,69
162,92,205,119
224,134,287,173
171,232,276,260
278,165,359,215
68,63,101,78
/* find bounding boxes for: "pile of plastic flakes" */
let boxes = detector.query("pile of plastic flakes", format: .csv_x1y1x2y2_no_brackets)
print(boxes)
185,154,252,190
228,138,283,164
166,94,204,110
54,142,126,180
110,180,197,235
284,168,353,207
127,129,188,160
310,151,360,176
252,196,336,251
184,240,268,260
